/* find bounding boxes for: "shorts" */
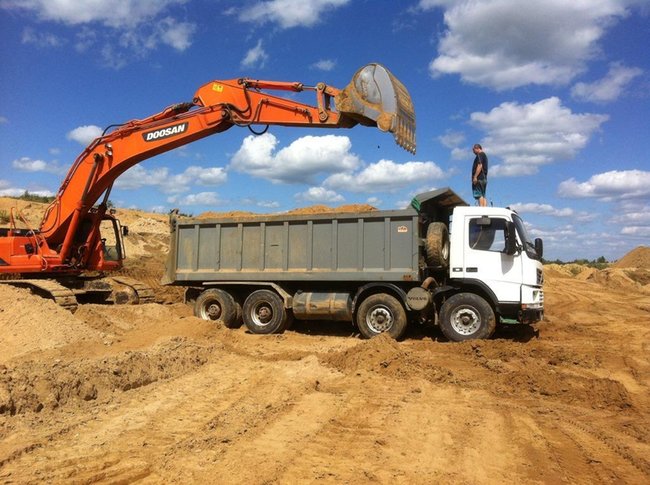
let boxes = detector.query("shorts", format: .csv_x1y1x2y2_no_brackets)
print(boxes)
472,178,487,199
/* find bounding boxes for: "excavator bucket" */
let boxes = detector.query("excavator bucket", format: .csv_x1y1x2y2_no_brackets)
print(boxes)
335,63,416,154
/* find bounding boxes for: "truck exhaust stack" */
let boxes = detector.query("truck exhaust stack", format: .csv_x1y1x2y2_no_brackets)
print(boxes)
336,63,416,154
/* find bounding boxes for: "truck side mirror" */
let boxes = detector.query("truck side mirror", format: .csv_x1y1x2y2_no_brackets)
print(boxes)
505,222,518,255
122,225,129,237
535,238,543,259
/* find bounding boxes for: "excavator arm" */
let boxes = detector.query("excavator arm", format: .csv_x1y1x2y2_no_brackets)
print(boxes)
2,63,415,274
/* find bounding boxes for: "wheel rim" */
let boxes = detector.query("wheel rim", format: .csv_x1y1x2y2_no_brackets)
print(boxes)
450,305,481,336
442,239,449,261
250,302,274,327
201,300,222,320
366,304,394,333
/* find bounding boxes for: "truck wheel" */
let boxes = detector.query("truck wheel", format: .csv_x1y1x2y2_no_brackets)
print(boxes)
425,222,449,267
194,289,241,328
439,293,496,341
243,289,289,334
356,294,407,340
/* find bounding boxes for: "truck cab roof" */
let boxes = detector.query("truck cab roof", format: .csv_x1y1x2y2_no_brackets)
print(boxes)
409,187,467,221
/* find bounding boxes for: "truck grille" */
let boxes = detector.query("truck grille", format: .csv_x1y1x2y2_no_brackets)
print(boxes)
537,268,544,285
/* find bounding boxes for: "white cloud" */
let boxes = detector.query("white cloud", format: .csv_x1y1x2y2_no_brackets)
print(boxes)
311,59,336,71
324,159,446,193
510,202,574,218
366,197,381,207
0,179,54,197
11,156,61,173
296,187,345,203
164,166,227,193
241,39,268,68
2,0,189,28
116,166,169,190
438,130,465,149
0,188,24,197
571,62,643,102
527,224,578,243
67,125,103,145
150,205,168,214
239,0,350,28
157,17,195,51
230,133,360,184
21,27,65,47
3,1,196,67
12,157,47,172
610,204,650,225
256,200,281,209
422,0,633,90
621,226,650,237
116,165,227,193
558,169,650,201
470,97,608,176
237,197,281,209
0,116,8,124
168,192,223,206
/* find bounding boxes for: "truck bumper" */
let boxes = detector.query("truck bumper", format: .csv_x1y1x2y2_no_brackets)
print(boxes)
519,307,543,324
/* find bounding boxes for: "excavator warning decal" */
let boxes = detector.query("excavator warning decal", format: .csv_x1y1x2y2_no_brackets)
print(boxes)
212,83,224,92
142,122,189,142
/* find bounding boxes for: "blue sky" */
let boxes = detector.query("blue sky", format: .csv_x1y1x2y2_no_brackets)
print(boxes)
1,0,649,261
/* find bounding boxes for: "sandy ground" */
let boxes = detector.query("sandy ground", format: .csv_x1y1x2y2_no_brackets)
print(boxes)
1,199,649,483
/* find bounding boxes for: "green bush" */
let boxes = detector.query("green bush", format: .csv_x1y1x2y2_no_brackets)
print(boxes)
18,191,55,203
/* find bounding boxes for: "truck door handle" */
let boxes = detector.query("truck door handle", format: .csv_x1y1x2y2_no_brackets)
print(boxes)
466,267,478,272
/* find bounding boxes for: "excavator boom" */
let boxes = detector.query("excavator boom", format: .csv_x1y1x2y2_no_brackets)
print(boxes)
0,63,415,290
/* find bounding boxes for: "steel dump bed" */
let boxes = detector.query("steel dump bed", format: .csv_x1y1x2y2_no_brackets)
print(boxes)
164,188,465,285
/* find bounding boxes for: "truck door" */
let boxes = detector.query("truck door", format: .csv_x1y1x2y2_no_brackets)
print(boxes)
461,216,522,304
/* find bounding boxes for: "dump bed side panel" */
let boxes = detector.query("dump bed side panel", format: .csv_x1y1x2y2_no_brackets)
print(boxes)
169,211,421,283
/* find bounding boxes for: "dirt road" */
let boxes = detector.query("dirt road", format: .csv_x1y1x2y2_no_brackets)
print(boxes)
1,260,649,484
1,199,649,483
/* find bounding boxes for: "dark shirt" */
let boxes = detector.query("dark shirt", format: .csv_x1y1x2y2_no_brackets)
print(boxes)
472,152,488,180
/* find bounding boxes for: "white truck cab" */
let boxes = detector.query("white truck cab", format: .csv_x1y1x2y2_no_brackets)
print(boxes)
437,205,544,340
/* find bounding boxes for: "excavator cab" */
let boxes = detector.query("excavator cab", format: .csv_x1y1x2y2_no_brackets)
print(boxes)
98,217,125,263
335,63,416,154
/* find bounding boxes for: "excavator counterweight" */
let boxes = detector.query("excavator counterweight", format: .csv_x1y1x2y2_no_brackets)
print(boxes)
336,64,416,154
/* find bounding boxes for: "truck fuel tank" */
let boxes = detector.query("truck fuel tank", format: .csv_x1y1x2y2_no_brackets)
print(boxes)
292,292,352,321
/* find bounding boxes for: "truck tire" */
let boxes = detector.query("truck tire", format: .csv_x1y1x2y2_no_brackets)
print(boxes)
356,293,408,340
243,289,289,334
425,222,449,267
194,289,242,328
439,293,496,341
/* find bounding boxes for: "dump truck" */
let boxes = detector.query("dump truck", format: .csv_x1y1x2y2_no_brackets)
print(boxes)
165,188,544,341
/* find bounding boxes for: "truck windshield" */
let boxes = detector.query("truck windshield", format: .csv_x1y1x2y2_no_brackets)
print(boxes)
512,214,539,260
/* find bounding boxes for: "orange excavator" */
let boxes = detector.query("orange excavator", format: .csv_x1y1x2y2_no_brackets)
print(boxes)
0,63,415,310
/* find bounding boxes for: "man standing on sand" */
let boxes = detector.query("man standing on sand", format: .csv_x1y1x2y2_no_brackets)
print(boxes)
472,144,488,207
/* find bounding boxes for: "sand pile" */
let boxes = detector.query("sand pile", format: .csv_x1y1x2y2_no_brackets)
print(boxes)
0,285,102,361
195,203,377,220
613,246,650,268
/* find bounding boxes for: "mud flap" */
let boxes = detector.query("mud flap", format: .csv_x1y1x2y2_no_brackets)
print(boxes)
336,63,416,154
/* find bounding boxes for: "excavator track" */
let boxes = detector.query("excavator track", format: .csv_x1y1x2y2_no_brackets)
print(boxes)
0,279,78,312
108,276,156,304
1,276,155,311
